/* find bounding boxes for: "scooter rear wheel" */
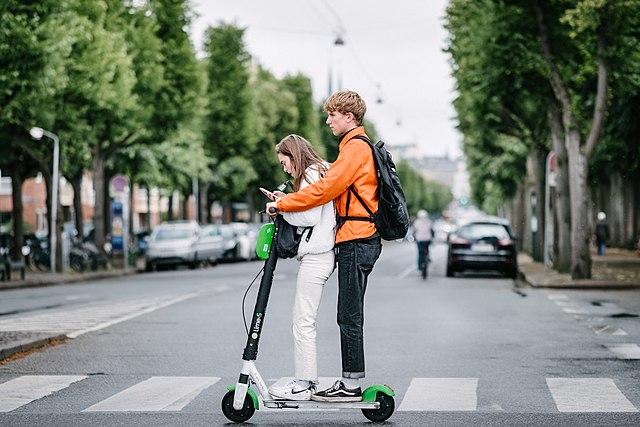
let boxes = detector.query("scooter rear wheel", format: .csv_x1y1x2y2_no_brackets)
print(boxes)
362,392,395,422
221,390,255,423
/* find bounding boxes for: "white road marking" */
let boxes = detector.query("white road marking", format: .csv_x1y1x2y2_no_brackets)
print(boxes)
83,376,219,412
590,325,627,336
546,378,637,412
0,375,87,412
398,378,478,411
547,293,568,300
605,343,640,360
68,293,197,338
399,265,416,279
0,293,198,338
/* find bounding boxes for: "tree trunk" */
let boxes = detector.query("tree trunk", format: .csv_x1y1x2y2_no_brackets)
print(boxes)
183,193,191,220
71,173,84,241
55,190,63,272
608,173,624,246
525,149,545,261
548,106,571,272
623,176,635,248
200,182,211,224
146,187,152,229
566,130,592,278
534,2,607,279
129,182,135,234
167,193,174,221
10,169,24,262
634,173,640,249
92,152,106,250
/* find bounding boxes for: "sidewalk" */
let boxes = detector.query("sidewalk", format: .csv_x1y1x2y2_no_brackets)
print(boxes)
0,268,139,361
519,247,640,289
0,268,137,291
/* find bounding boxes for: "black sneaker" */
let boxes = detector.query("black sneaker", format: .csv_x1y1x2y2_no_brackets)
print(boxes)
311,380,362,402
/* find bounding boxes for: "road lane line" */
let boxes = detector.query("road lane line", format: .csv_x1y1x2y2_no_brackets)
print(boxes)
546,378,637,412
398,378,478,411
605,343,640,360
0,375,87,412
0,293,199,337
67,293,198,338
399,265,415,279
590,325,627,336
83,376,219,412
547,293,568,300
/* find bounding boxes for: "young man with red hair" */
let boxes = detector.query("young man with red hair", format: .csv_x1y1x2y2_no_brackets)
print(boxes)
267,90,381,402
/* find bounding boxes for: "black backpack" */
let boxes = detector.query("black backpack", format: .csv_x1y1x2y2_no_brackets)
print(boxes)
338,135,410,240
274,215,313,259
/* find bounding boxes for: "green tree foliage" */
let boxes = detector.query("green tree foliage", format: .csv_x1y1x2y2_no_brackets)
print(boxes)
203,24,252,161
281,74,324,156
246,66,298,204
445,0,549,212
202,23,255,204
446,0,640,278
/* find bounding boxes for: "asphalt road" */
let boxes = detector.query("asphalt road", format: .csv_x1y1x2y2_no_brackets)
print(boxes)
1,241,639,426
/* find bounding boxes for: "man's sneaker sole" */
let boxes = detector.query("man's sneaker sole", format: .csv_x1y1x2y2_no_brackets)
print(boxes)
310,395,362,402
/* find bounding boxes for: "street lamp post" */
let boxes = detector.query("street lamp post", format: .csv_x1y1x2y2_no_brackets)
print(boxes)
29,127,59,272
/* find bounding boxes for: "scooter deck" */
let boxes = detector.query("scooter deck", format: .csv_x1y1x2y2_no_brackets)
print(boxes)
263,399,380,410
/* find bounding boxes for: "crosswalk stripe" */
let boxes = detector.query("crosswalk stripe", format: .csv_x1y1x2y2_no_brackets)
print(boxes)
605,343,640,360
0,375,87,412
82,376,219,412
546,378,638,412
398,378,478,411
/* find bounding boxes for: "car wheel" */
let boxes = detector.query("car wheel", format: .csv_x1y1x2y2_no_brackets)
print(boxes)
446,264,455,277
506,266,518,279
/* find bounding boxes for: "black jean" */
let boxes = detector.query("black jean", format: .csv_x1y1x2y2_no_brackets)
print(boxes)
336,236,382,379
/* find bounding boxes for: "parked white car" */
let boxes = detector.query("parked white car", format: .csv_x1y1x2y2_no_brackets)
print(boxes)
145,221,200,271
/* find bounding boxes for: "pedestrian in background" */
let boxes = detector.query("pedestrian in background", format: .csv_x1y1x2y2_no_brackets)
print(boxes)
595,211,610,256
412,209,433,272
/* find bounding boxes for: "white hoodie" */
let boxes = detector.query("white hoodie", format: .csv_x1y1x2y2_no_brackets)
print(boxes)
282,164,336,258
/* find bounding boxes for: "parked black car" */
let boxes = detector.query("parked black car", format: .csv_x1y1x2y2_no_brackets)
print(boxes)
446,220,518,278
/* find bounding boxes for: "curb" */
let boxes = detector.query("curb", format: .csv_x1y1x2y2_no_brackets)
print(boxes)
0,270,138,291
519,269,640,290
0,333,68,362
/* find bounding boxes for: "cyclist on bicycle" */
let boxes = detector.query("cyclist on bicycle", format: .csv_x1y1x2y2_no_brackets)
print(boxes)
412,209,433,272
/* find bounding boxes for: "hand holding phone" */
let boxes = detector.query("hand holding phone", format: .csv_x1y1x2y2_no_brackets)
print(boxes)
259,187,275,201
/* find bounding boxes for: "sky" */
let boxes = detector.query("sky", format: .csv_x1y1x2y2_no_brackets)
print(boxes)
190,0,462,159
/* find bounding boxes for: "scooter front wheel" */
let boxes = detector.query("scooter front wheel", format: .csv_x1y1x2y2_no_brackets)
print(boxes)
362,392,395,422
221,390,255,423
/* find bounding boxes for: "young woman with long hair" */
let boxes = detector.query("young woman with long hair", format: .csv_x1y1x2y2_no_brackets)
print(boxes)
266,134,336,401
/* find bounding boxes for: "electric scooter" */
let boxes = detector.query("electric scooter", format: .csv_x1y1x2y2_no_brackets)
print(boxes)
221,211,395,423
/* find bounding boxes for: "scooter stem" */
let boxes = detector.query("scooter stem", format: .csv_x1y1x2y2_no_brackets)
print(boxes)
242,224,279,360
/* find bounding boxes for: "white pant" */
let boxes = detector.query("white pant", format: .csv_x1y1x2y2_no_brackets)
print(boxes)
293,250,335,382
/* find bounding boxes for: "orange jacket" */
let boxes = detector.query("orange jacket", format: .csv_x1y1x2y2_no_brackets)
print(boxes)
277,126,379,244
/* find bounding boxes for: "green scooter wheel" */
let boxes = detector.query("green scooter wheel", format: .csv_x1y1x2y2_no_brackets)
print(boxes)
221,390,255,423
362,392,395,422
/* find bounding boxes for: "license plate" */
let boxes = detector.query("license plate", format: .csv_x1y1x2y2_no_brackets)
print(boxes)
471,243,494,252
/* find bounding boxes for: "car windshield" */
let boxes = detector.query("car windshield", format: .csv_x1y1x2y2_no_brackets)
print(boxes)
153,228,195,241
458,223,510,240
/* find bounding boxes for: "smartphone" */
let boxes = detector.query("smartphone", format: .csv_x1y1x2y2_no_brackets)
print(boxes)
259,187,275,201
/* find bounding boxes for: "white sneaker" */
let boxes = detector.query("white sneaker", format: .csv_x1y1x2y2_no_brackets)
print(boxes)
268,379,314,401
